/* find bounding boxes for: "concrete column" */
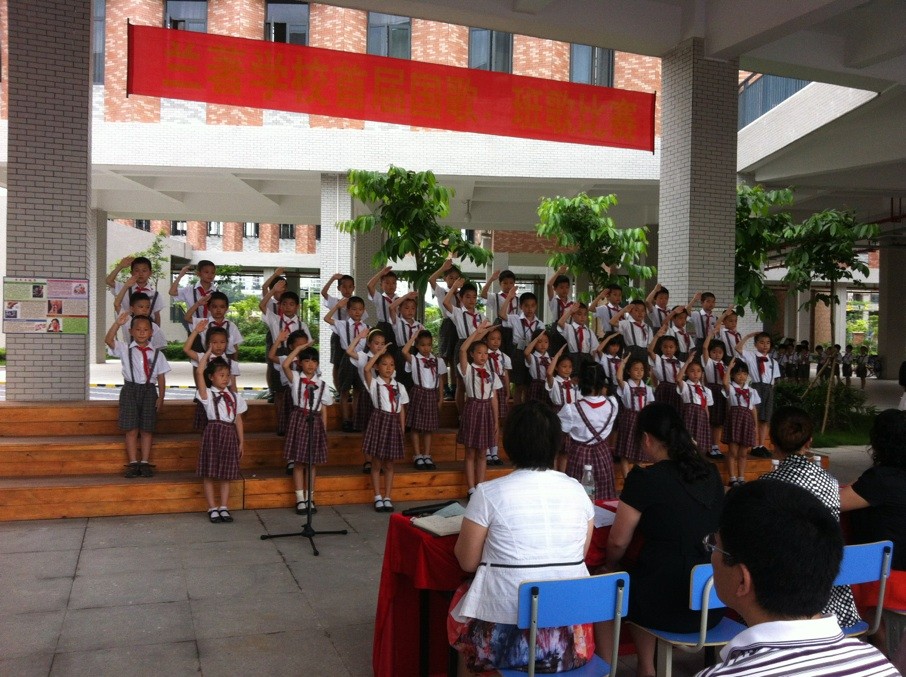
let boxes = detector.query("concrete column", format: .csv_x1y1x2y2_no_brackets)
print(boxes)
259,223,280,253
657,38,738,307
6,0,92,400
91,210,108,363
878,245,906,372
319,174,357,387
187,221,207,251
223,222,243,252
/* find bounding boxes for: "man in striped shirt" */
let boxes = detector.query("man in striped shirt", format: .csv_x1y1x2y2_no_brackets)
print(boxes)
698,481,897,676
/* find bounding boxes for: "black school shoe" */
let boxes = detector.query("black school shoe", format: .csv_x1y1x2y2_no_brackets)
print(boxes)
750,446,773,458
139,462,154,478
124,462,141,478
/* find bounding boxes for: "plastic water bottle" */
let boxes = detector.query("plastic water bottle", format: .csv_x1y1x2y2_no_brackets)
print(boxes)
581,465,595,500
771,459,780,471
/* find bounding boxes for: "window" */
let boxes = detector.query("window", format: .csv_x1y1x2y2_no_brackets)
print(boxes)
165,1,207,32
367,13,411,59
92,0,105,85
171,220,187,236
134,219,151,232
265,1,309,45
207,221,223,237
570,44,614,87
244,222,260,238
469,28,512,73
279,224,295,239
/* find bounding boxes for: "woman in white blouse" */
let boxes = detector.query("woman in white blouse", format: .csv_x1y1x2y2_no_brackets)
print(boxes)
448,400,595,675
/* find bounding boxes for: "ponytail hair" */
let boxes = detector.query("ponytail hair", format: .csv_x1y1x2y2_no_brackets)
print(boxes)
579,363,609,396
636,402,710,483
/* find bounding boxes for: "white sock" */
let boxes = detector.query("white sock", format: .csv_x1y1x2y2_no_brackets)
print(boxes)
374,494,383,503
295,490,306,503
219,505,228,511
485,449,493,459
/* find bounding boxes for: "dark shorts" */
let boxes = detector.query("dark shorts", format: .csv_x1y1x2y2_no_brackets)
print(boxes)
118,381,158,432
752,382,774,422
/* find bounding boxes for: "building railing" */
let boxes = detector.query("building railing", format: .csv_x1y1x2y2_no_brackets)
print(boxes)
738,73,810,129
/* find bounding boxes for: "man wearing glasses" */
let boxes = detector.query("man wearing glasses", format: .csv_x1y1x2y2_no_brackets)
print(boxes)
698,481,897,676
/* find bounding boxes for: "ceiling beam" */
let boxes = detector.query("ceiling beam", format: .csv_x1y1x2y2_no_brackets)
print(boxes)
843,0,906,69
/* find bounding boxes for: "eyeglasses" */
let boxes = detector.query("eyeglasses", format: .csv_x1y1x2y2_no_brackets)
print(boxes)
703,532,733,559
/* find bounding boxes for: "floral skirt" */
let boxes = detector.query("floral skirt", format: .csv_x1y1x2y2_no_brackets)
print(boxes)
447,582,594,673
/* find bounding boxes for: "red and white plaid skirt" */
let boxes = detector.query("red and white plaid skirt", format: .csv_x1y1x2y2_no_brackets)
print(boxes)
564,437,616,500
722,405,756,447
707,384,727,428
354,387,374,432
284,408,328,464
496,387,509,420
654,381,683,415
683,403,712,452
527,378,552,408
408,385,440,433
456,397,496,450
362,409,404,461
615,408,645,462
197,421,241,480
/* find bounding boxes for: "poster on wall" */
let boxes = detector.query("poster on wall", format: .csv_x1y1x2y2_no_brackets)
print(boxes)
3,278,89,335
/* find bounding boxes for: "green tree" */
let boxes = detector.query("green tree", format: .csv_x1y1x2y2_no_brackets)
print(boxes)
734,184,794,321
337,167,492,317
782,209,878,431
110,231,169,285
535,192,655,301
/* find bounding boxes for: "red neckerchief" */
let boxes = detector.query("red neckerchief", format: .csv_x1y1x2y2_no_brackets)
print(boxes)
583,398,608,409
421,357,437,378
280,315,296,333
464,310,480,329
136,346,152,379
560,378,573,404
693,382,708,409
575,324,586,351
734,386,750,407
716,361,726,381
757,355,769,376
665,356,679,381
474,366,491,398
630,384,647,411
197,286,209,317
487,351,500,374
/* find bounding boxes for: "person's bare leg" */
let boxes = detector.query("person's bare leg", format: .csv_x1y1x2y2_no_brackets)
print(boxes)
464,449,476,490
383,461,395,499
628,624,657,677
727,444,739,482
203,478,217,509
474,449,486,485
593,620,615,661
219,480,230,507
124,429,139,463
139,431,153,462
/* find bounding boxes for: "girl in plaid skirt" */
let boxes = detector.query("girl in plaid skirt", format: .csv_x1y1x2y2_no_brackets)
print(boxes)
560,363,620,500
702,327,729,460
346,328,390,474
195,352,246,524
648,319,684,416
402,330,447,471
614,356,654,476
458,323,501,498
484,327,512,467
363,345,409,513
675,352,714,456
524,329,553,407
721,359,760,487
545,346,578,472
282,343,334,514
183,322,239,432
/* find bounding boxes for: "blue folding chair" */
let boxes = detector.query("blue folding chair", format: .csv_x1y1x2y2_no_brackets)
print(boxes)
834,540,894,637
633,564,746,677
499,572,630,677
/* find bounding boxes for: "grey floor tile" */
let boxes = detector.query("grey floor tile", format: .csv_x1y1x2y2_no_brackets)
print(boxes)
189,591,317,640
198,629,350,677
171,512,266,545
82,515,178,549
185,562,299,600
0,575,73,614
0,549,80,579
180,538,283,570
326,622,379,677
0,652,54,677
0,610,66,658
288,558,380,627
76,544,182,576
0,520,86,553
69,569,188,609
50,640,200,676
57,601,194,652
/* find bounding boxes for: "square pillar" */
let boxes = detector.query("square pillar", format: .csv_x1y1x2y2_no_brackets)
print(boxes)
878,245,906,370
6,0,92,400
657,38,738,307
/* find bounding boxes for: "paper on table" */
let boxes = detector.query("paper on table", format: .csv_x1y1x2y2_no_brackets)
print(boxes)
593,505,617,528
434,502,466,518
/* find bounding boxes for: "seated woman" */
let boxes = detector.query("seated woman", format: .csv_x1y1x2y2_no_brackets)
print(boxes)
601,402,724,677
841,409,906,630
761,406,861,628
448,400,596,675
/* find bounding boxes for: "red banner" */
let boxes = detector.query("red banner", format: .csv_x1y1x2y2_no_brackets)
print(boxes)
127,25,655,151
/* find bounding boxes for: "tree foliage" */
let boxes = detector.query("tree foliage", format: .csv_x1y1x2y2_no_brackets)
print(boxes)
111,231,169,285
734,184,794,321
535,192,655,301
337,167,492,301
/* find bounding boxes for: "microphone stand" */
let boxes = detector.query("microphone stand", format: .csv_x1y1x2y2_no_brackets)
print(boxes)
261,383,347,556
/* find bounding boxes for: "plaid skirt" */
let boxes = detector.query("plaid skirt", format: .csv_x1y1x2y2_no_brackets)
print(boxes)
457,398,497,450
654,381,683,415
354,387,374,432
751,382,774,422
439,317,458,359
362,409,404,460
707,384,727,427
683,403,712,452
564,437,616,500
118,381,158,432
284,408,328,464
615,408,645,462
408,384,440,433
528,379,552,407
197,421,241,480
336,353,358,393
496,387,509,420
722,405,756,447
276,386,292,435
193,399,207,432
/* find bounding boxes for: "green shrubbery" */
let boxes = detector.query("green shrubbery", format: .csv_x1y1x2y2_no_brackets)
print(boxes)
774,379,873,431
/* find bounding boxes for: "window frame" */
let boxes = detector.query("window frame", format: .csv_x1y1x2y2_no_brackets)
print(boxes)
468,27,513,73
165,0,208,32
366,12,412,60
569,43,614,87
264,1,310,45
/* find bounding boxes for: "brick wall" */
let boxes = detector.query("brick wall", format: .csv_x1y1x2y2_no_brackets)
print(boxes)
0,1,8,120
308,4,366,129
105,0,162,122
223,221,243,252
295,224,317,254
207,0,264,126
513,36,569,81
411,19,468,66
492,230,559,254
187,220,207,250
614,52,662,138
152,219,170,235
259,222,279,252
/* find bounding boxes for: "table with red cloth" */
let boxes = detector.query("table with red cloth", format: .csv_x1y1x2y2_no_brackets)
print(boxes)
373,500,621,677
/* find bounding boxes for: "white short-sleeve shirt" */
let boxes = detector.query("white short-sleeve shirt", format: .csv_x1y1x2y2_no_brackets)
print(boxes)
120,321,167,350
288,373,335,411
107,340,172,384
740,349,781,385
559,321,598,354
506,313,543,350
457,363,500,400
650,354,683,384
406,354,448,390
724,384,761,409
368,377,409,413
618,379,654,411
618,318,651,349
677,379,714,407
190,317,244,353
112,281,166,316
546,376,580,407
199,387,247,423
560,395,619,443
176,283,217,320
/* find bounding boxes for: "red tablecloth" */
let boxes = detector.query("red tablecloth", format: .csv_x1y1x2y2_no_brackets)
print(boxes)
373,501,619,677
